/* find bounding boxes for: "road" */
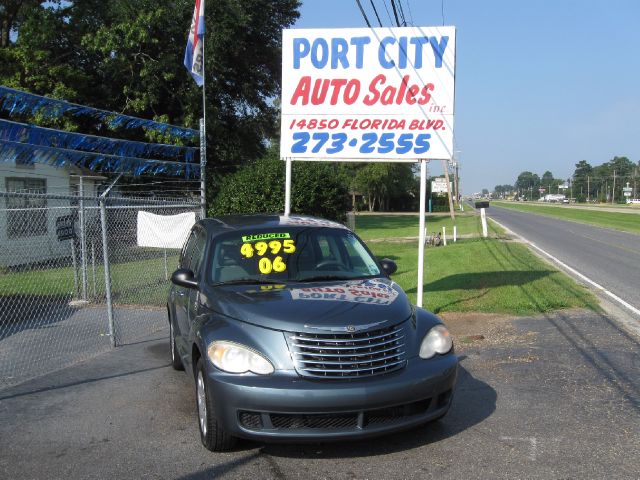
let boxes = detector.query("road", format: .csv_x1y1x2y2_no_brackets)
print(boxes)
1,313,638,480
487,205,640,317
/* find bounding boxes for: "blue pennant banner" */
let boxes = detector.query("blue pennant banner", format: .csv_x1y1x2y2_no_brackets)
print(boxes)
0,119,197,163
0,86,199,140
0,139,200,178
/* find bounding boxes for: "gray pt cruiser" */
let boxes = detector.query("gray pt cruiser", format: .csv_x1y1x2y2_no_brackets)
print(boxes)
168,214,458,451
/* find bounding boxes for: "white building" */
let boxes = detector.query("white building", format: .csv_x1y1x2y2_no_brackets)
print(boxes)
543,194,566,203
0,155,104,268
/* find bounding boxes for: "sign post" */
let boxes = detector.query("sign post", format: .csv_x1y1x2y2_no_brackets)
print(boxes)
280,26,456,308
417,159,427,307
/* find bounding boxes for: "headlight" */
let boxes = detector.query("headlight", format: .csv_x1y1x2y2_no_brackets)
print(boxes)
207,341,274,375
419,325,453,359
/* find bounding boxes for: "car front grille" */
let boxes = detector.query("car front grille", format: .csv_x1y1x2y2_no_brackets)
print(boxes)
237,395,445,432
287,323,406,378
271,413,358,430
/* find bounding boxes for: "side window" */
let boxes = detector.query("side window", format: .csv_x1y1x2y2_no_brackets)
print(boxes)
189,232,206,276
340,233,380,275
180,231,198,269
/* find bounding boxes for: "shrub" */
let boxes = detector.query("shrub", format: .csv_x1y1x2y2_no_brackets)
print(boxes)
209,152,349,221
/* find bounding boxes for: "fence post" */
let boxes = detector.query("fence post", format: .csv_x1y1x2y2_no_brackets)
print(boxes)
91,241,97,298
164,248,168,281
79,177,88,300
99,198,116,348
70,240,79,298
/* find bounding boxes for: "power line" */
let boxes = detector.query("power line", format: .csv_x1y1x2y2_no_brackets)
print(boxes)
369,0,384,27
381,0,395,27
390,0,402,27
397,0,407,25
354,0,372,28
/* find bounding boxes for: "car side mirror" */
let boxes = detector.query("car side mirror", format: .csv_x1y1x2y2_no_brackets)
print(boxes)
171,268,199,289
379,258,397,276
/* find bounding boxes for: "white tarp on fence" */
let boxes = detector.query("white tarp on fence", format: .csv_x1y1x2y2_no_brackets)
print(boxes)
136,211,195,248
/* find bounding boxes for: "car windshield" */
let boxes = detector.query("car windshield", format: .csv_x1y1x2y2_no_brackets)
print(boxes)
208,227,381,285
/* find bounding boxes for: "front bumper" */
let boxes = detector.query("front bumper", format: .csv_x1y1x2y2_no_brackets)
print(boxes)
206,354,458,442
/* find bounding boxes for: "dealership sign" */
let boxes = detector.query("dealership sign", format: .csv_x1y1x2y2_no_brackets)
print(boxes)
280,26,456,161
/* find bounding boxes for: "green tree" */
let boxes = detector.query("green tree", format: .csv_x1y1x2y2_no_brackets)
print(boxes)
1,0,301,200
541,170,554,185
572,160,593,202
515,171,540,199
493,184,514,198
209,147,349,221
353,164,389,212
0,0,41,48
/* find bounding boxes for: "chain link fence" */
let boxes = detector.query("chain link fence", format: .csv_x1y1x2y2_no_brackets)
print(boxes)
0,190,200,390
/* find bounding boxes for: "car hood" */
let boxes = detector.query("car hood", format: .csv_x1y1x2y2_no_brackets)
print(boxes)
201,278,413,333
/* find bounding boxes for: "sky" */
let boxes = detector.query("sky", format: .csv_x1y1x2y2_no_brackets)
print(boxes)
293,0,640,194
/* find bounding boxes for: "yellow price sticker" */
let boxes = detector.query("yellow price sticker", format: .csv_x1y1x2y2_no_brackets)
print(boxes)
240,239,296,259
258,256,287,274
240,237,296,274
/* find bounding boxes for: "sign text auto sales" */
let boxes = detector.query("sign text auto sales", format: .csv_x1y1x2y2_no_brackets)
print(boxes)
280,27,456,161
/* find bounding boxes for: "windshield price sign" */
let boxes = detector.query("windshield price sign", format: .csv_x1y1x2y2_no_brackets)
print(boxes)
280,26,456,161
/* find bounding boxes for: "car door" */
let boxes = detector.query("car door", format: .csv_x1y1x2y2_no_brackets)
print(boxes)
173,230,198,355
185,230,206,342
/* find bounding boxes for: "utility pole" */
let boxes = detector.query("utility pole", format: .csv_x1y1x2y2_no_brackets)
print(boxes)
453,161,460,208
587,176,590,202
612,170,616,204
569,178,572,201
442,160,455,220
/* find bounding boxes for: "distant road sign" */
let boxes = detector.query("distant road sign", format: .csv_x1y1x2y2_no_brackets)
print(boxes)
432,178,452,193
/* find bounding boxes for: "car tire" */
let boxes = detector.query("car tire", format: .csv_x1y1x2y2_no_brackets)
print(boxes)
169,315,184,371
195,357,237,452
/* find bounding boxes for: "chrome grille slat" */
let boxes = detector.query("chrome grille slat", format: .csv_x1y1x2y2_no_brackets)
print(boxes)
288,324,406,378
290,335,404,351
292,344,403,358
290,330,400,343
297,350,406,365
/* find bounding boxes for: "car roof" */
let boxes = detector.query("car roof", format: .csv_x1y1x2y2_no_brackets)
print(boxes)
198,214,349,239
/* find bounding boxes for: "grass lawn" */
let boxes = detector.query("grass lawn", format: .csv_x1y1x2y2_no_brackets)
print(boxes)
370,238,599,315
492,201,640,235
355,212,485,240
0,254,178,307
1,214,599,316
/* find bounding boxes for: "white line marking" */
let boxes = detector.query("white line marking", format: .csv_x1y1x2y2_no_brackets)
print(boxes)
490,218,640,318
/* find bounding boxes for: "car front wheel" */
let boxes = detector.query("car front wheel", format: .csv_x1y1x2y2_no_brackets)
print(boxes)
195,358,237,452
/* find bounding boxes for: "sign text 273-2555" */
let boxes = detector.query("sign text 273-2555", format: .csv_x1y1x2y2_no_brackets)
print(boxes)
291,132,431,156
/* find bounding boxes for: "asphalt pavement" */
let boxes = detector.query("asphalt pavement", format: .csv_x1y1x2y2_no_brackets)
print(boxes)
1,310,638,480
487,205,640,317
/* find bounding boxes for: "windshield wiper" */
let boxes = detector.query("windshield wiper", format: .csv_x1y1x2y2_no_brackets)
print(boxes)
211,278,284,287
